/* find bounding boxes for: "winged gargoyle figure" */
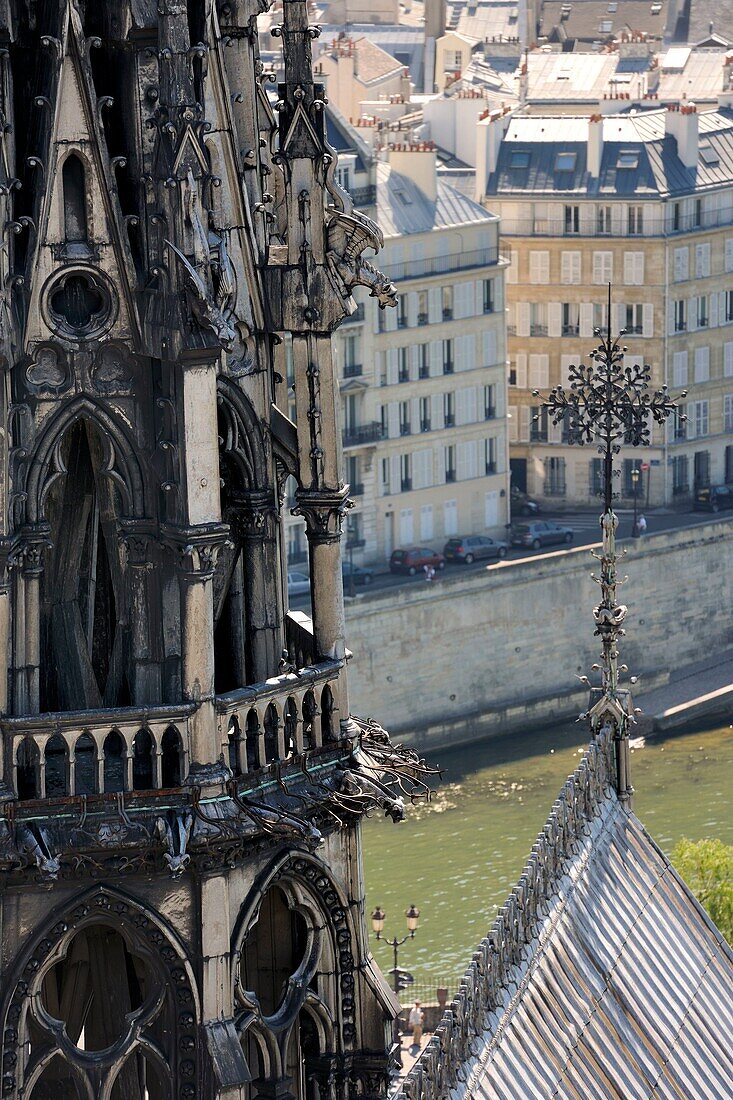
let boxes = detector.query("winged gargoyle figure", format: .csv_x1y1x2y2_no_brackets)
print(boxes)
166,237,237,350
326,207,398,310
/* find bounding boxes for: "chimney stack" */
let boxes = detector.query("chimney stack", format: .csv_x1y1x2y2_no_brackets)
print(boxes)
388,142,438,202
678,102,699,168
588,114,603,177
475,107,512,202
425,0,446,39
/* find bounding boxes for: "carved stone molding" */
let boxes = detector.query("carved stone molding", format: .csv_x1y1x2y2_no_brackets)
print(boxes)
227,490,279,541
162,523,231,578
293,488,353,545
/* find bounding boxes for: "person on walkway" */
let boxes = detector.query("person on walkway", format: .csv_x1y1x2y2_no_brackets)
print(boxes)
637,514,647,536
409,1001,424,1051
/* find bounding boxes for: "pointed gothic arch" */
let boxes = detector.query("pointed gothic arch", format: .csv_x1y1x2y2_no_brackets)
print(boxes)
216,379,268,495
0,885,200,1100
24,396,147,525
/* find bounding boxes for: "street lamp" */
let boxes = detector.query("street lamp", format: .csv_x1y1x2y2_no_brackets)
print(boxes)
370,905,421,1066
631,465,641,538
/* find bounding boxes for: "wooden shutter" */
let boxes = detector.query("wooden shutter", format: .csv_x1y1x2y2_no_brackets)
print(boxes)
672,351,688,387
428,287,442,323
724,342,733,377
431,392,444,429
456,442,469,481
710,293,719,329
407,291,419,327
642,303,654,338
519,406,530,442
387,402,399,439
515,353,527,389
455,388,468,426
508,404,518,442
579,303,594,338
465,440,478,480
482,329,497,366
726,238,733,273
429,341,441,377
465,386,477,423
517,302,530,337
694,346,710,383
674,247,688,282
386,349,398,385
548,302,562,338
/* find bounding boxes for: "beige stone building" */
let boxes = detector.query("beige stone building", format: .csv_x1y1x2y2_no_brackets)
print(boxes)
287,127,510,567
476,105,733,507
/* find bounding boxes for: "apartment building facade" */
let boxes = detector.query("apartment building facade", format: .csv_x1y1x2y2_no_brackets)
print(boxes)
287,137,510,567
477,105,733,507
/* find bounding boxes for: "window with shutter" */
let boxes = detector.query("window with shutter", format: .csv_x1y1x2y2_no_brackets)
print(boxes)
444,499,458,535
517,302,530,337
420,504,434,541
548,302,562,338
673,247,689,282
672,351,688,387
579,303,594,338
515,353,527,389
694,346,710,383
592,251,613,284
465,386,478,423
529,251,550,284
483,329,497,366
455,388,468,426
561,251,581,284
695,242,711,279
519,406,531,442
508,404,518,442
724,394,733,433
387,402,399,439
726,239,733,274
724,342,733,377
399,508,414,543
428,287,442,323
642,303,654,337
624,251,644,285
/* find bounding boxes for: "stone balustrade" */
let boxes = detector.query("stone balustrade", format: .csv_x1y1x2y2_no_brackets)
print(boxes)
2,615,346,801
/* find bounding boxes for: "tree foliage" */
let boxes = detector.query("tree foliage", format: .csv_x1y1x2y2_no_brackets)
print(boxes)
672,838,733,944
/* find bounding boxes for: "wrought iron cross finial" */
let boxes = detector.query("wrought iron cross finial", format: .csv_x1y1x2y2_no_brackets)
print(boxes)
533,284,685,512
531,286,685,808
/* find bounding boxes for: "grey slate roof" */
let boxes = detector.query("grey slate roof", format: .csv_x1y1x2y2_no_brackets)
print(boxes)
377,162,497,237
487,108,733,198
398,727,733,1100
320,25,426,88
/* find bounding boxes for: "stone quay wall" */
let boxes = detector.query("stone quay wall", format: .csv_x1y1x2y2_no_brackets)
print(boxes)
344,518,733,752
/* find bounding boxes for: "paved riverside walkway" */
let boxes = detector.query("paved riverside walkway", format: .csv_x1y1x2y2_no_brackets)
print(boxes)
635,646,733,730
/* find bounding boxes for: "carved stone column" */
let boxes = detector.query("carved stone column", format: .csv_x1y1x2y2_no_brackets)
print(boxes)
14,534,48,716
121,525,159,706
230,489,282,684
293,488,351,664
0,540,10,718
166,525,229,778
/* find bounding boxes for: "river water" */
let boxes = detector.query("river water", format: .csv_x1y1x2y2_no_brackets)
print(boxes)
362,720,733,997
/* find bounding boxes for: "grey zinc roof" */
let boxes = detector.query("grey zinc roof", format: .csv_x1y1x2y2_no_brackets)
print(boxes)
487,108,733,198
377,162,496,237
398,727,733,1100
465,802,733,1099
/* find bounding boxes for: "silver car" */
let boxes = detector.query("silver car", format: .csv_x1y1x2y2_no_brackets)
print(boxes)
287,570,310,596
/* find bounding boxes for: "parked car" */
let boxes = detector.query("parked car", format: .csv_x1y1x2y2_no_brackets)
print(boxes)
511,486,541,516
389,547,446,576
443,535,508,564
694,485,733,513
287,570,310,596
342,561,373,586
510,521,574,550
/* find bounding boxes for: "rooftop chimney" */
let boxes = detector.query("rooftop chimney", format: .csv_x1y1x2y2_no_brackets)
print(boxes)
425,0,446,38
678,102,698,169
388,142,438,202
475,107,512,202
588,114,603,177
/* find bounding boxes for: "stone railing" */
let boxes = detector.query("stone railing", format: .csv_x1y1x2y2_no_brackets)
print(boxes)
2,614,344,802
397,727,615,1100
215,659,343,775
2,703,195,802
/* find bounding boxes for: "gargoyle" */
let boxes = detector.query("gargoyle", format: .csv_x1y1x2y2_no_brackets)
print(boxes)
166,238,237,350
593,603,627,637
155,810,194,877
16,823,61,880
326,208,398,310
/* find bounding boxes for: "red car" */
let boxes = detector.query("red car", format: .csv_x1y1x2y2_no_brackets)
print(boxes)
389,547,446,576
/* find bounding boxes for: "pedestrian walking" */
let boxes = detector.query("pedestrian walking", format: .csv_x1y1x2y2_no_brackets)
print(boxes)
408,1001,424,1051
637,514,647,536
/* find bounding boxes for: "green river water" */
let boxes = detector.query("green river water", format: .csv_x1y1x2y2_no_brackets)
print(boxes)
362,720,733,997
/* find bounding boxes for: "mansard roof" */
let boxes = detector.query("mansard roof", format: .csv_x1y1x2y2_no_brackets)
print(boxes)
377,162,497,237
399,728,733,1100
487,107,733,198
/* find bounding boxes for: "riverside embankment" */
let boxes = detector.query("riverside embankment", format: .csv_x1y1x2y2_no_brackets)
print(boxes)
345,516,733,751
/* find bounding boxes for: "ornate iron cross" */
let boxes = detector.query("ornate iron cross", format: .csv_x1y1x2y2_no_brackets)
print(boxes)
534,285,684,513
531,286,685,806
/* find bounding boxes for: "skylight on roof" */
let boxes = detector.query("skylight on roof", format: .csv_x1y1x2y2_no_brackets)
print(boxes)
394,188,413,205
607,2,617,10
555,151,576,172
600,19,613,31
700,142,720,166
650,2,662,12
510,150,531,168
616,150,639,169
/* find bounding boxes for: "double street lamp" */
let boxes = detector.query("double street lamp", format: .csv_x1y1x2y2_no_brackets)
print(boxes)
371,905,421,1066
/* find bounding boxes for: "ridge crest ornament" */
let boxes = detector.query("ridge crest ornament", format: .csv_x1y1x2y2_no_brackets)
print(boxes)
533,285,685,807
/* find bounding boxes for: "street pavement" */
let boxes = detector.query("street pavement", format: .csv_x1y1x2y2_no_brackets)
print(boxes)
290,508,721,608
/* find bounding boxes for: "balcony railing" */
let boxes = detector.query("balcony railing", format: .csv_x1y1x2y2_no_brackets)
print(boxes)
530,323,548,337
381,245,499,282
343,362,363,378
4,613,345,803
349,482,365,496
562,324,579,337
342,422,385,447
500,207,733,239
